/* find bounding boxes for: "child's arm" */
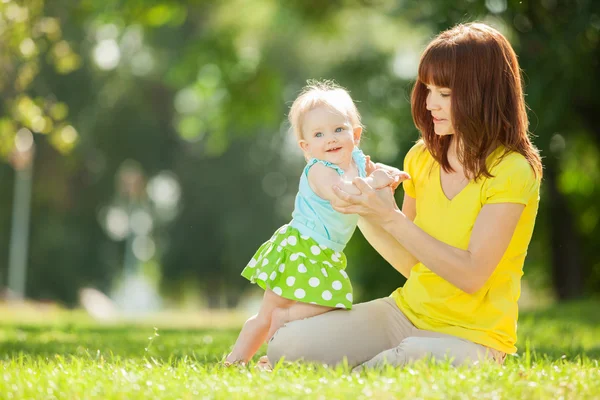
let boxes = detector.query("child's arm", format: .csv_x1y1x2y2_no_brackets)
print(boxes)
307,163,395,203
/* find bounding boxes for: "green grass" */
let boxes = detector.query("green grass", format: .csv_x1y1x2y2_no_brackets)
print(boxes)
0,301,599,399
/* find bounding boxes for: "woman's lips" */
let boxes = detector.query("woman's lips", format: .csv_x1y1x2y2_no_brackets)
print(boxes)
433,117,446,124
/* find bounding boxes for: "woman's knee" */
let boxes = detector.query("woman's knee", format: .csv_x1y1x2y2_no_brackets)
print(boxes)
266,323,304,363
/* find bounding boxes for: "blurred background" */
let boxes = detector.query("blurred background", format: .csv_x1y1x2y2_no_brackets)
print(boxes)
0,0,598,319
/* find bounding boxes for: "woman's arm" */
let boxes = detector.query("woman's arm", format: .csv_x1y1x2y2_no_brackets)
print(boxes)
332,179,525,294
308,163,394,201
380,202,524,294
357,193,418,279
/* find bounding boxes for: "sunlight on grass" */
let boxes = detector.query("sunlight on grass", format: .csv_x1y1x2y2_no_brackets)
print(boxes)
0,300,598,399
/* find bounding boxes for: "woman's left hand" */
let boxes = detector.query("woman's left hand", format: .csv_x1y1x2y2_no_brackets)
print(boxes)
331,177,401,224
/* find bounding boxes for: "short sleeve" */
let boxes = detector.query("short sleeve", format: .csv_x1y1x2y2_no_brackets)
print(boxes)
305,158,344,176
485,154,540,205
352,147,368,178
402,141,426,198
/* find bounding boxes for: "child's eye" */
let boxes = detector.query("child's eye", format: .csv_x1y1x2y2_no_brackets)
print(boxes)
315,132,323,137
335,127,343,132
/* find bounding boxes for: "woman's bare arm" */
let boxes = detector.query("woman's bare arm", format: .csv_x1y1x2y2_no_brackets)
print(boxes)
357,193,418,279
332,178,525,294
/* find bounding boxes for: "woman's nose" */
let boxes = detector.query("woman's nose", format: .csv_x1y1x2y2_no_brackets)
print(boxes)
426,93,438,111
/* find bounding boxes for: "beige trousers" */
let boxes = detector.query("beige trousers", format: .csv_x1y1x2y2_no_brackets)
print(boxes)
267,297,505,369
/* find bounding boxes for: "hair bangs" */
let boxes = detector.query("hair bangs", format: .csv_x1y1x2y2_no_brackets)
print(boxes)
418,43,455,88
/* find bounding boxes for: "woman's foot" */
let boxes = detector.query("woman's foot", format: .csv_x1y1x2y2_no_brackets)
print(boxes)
267,307,289,340
255,356,272,371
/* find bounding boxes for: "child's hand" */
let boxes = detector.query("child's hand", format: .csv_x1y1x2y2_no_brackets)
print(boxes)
369,169,396,189
364,155,377,175
370,164,411,191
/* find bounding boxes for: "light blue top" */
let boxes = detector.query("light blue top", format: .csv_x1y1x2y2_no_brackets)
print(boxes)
289,147,368,252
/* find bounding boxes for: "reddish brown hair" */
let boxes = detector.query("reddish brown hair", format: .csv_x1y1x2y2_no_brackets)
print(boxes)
411,22,542,180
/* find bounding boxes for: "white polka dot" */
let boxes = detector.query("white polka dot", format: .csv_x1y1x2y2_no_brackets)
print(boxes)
321,268,328,277
279,226,287,234
319,244,327,250
340,270,348,279
279,264,285,272
331,254,340,262
273,287,282,296
297,252,307,258
309,277,320,287
263,247,273,256
310,245,321,255
322,290,332,301
286,276,296,286
346,293,353,302
270,271,277,281
332,281,342,290
323,261,333,268
301,235,310,240
310,302,317,305
309,260,317,264
258,272,268,281
335,252,341,258
335,303,345,308
281,239,287,246
287,236,297,246
290,253,299,261
248,259,257,268
277,246,282,252
298,264,307,273
294,289,306,299
262,259,269,266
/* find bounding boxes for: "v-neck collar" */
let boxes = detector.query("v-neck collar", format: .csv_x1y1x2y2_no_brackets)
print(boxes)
436,145,506,202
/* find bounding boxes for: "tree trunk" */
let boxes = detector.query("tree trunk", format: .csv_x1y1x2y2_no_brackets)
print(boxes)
546,161,584,299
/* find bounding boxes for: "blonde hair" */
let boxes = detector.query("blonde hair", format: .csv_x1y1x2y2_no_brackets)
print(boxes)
288,80,362,141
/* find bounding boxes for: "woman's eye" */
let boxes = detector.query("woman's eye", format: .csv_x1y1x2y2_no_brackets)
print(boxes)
440,93,451,98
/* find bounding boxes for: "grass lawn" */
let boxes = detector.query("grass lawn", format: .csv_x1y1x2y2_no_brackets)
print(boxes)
0,300,598,399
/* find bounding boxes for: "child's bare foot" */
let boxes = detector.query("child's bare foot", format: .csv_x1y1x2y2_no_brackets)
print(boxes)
267,307,289,340
223,353,246,367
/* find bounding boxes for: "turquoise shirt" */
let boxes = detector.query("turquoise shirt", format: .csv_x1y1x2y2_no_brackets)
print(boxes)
289,147,367,252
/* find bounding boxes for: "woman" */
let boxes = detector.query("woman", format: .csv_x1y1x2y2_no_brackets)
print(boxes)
265,22,543,370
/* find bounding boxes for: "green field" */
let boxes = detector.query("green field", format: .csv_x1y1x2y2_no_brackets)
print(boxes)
0,301,598,399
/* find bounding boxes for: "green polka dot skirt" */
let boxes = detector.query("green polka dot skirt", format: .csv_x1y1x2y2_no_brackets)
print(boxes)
241,225,354,309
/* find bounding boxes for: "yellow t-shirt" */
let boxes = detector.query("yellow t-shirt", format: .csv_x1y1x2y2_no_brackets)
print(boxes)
391,140,541,354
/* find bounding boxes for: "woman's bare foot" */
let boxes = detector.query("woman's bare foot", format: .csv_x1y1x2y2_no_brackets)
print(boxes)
267,307,289,340
255,356,272,371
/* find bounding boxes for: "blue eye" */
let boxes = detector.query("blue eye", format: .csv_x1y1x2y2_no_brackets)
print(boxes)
315,132,323,137
335,127,343,132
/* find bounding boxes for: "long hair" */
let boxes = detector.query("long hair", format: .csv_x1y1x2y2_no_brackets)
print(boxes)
411,22,543,180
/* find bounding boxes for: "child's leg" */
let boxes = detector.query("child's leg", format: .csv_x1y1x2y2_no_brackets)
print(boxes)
267,302,335,340
226,289,295,364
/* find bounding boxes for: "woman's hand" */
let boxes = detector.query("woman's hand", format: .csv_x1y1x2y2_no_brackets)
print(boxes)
331,177,402,225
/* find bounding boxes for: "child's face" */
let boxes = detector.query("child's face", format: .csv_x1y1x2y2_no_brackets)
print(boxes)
298,106,361,166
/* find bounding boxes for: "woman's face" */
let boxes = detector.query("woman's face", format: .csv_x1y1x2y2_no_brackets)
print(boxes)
425,84,454,136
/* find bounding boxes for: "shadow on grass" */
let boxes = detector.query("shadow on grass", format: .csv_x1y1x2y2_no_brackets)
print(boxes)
0,299,598,365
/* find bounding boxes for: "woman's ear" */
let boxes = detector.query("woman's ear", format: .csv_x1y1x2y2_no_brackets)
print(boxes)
353,126,363,145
